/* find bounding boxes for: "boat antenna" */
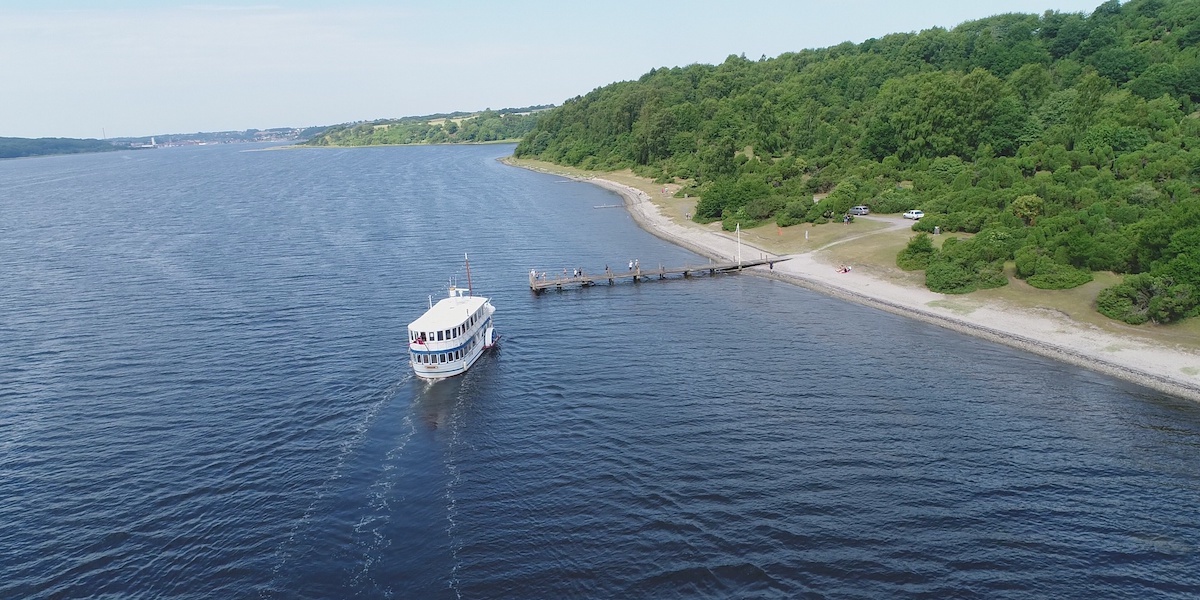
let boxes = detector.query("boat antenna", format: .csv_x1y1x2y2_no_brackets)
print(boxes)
465,253,474,296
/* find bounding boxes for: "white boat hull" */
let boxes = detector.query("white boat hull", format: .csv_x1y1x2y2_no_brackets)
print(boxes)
409,303,495,381
411,321,493,380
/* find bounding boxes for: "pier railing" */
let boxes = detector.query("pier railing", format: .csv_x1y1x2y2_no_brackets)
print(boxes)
528,257,787,292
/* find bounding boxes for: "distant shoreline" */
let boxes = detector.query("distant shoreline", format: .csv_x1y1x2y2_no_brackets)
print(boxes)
501,157,1200,404
280,139,523,151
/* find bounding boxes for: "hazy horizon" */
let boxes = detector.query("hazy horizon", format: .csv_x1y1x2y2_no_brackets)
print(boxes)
3,0,1107,139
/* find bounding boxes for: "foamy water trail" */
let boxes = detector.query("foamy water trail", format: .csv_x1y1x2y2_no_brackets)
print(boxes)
263,367,410,593
348,410,418,595
444,391,466,600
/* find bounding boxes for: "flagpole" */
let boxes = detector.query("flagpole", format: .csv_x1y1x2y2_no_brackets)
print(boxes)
465,253,473,296
736,223,742,269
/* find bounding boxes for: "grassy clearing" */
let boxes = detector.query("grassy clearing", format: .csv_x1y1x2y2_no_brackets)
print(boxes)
815,222,927,286
743,217,892,256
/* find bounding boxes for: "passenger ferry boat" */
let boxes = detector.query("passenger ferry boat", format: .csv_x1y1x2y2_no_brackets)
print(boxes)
408,257,496,380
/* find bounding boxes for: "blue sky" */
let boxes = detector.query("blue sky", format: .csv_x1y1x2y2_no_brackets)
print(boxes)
2,0,1108,139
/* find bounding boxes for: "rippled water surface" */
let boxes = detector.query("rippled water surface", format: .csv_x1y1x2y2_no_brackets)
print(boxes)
2,144,1199,599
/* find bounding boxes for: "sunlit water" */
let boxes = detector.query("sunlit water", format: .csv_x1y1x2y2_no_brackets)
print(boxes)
2,144,1199,599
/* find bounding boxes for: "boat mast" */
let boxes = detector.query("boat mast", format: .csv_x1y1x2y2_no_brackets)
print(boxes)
465,253,473,296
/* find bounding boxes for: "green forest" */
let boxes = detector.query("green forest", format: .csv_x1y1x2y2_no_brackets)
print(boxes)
305,106,552,147
0,137,120,159
514,0,1200,325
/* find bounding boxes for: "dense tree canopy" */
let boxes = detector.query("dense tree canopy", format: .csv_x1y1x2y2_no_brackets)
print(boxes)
515,0,1200,325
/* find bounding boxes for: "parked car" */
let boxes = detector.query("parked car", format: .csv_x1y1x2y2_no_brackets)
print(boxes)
903,209,924,220
849,205,870,216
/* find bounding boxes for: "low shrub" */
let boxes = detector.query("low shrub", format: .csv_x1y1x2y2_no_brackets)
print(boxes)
1015,246,1094,289
925,259,980,294
897,233,936,271
1097,274,1200,324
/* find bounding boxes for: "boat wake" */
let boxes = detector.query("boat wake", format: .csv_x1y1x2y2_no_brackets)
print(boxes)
262,362,411,597
346,408,417,596
443,388,467,600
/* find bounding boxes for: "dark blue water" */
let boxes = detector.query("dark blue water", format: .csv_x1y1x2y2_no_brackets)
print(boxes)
2,143,1199,599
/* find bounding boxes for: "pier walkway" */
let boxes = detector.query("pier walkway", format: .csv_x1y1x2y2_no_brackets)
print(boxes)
528,257,788,292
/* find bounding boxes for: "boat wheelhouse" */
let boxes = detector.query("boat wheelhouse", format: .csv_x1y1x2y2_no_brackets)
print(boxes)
408,262,496,380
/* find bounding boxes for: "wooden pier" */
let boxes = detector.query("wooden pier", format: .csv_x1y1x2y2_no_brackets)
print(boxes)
528,257,788,292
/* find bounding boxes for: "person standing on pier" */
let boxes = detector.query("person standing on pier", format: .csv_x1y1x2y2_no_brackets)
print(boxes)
628,259,633,271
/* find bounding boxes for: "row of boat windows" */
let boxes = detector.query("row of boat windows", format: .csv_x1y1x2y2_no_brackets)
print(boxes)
413,336,478,364
411,312,483,343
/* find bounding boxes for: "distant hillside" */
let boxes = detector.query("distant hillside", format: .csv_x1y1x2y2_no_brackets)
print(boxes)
2,126,320,159
515,0,1200,325
0,137,121,159
112,127,318,146
304,105,554,146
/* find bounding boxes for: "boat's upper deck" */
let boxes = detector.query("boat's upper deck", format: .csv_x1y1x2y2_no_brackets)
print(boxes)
408,294,490,332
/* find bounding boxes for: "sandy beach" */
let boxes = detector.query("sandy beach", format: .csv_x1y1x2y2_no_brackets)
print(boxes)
581,177,1200,403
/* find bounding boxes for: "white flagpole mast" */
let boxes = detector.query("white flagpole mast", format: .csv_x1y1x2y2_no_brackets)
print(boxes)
465,253,473,296
736,223,742,269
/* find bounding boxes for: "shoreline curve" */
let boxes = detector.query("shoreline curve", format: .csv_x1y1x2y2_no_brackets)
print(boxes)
581,176,1200,404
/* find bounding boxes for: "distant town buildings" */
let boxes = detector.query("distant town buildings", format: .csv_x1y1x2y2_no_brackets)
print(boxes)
113,127,313,148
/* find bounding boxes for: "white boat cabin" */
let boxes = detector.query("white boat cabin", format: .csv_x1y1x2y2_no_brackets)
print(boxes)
408,286,494,380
